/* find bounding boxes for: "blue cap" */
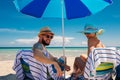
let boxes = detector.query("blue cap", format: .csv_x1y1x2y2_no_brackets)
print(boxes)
81,24,98,34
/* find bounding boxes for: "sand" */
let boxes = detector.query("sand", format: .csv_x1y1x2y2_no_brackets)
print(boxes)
0,57,75,80
0,60,16,80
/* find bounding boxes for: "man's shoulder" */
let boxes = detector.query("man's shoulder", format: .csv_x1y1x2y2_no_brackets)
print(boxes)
33,42,43,50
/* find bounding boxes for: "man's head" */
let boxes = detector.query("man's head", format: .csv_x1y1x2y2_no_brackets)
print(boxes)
38,27,54,46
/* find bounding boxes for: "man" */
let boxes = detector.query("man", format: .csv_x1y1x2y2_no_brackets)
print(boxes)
33,27,70,79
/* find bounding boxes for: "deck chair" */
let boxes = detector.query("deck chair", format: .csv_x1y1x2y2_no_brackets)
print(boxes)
20,58,34,80
13,50,63,80
84,47,120,80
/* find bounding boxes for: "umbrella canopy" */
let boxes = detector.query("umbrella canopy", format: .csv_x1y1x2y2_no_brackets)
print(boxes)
13,0,112,19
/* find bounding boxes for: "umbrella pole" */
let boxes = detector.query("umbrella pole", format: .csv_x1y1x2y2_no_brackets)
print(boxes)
61,0,66,79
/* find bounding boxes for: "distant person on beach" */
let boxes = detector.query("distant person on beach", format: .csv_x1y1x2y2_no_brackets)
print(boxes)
32,27,70,79
71,24,105,79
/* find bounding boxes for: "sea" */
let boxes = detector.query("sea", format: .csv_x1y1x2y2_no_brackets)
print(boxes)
0,46,120,61
0,47,87,61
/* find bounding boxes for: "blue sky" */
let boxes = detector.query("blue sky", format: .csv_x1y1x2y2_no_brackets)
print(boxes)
0,0,120,47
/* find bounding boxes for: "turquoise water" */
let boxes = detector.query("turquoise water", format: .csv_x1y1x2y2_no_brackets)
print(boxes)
0,47,87,61
1,47,120,61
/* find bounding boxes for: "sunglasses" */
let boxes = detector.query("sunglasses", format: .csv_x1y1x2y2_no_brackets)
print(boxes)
84,33,91,35
44,35,53,39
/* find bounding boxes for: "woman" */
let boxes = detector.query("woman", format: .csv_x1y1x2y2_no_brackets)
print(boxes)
71,24,104,79
83,24,105,56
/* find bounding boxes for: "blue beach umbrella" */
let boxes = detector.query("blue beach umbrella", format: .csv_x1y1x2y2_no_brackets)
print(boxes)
13,0,112,45
13,0,112,74
13,0,112,61
13,0,112,78
13,0,112,19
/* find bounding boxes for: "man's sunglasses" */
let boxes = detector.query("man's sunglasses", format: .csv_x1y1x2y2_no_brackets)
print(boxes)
44,35,53,39
84,33,91,34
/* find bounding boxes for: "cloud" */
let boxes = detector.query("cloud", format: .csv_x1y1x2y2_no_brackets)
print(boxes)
81,41,87,45
51,36,75,46
10,36,75,46
10,41,15,44
0,28,36,33
15,37,38,44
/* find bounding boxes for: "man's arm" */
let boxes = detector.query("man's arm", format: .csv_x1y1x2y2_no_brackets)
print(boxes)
49,53,59,63
33,49,57,64
33,49,63,76
47,52,71,71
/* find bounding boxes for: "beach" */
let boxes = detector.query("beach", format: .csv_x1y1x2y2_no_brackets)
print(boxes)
1,47,119,80
0,60,16,80
0,47,119,80
0,47,87,79
0,57,75,80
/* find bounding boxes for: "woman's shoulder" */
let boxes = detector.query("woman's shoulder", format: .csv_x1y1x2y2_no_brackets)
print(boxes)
96,41,105,48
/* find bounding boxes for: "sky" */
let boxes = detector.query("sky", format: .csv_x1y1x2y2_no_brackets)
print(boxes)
0,0,120,47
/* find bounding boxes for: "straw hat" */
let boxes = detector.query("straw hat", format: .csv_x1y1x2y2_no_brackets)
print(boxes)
38,27,54,37
80,24,104,35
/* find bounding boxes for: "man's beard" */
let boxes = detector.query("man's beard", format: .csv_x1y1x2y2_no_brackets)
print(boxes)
42,39,49,46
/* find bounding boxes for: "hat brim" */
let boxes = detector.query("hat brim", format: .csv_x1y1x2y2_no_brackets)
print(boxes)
41,32,54,34
38,32,54,37
80,30,98,34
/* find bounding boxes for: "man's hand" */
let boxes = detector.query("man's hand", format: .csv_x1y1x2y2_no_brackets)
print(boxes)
54,56,71,73
64,65,71,71
53,62,63,77
58,62,71,71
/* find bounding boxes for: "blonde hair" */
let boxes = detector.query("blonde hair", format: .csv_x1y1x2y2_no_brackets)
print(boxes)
96,29,104,35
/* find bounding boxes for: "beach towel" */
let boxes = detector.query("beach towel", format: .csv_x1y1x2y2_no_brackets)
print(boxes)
84,47,120,79
13,50,63,80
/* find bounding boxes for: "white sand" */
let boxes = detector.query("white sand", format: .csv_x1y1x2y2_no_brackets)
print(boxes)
0,57,75,79
0,60,16,80
0,60,15,76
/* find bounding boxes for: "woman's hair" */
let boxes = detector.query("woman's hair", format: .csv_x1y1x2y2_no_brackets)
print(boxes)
73,57,86,73
96,29,104,35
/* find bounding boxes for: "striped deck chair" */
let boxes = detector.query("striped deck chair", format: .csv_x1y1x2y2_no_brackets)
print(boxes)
13,50,63,80
20,57,35,80
84,47,120,80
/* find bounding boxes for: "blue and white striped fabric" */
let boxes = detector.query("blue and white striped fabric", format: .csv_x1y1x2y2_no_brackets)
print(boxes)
13,50,62,80
13,0,112,19
84,47,120,79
